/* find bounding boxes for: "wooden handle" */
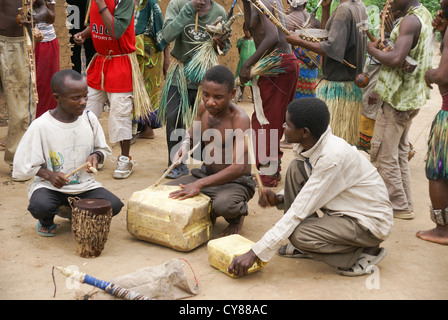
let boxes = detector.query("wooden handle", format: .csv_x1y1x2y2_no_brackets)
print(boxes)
84,0,92,26
195,12,199,32
65,163,97,179
360,27,376,42
245,136,265,194
154,142,200,187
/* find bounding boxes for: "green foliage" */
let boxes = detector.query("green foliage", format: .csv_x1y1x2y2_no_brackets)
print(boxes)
305,0,440,18
304,0,440,39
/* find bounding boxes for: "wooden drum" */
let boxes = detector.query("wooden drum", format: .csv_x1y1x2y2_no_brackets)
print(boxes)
69,198,113,258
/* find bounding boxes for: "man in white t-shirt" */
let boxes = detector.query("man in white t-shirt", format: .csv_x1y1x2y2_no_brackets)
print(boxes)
12,70,123,237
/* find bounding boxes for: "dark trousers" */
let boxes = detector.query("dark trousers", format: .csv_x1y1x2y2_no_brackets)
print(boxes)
165,85,198,166
28,187,124,227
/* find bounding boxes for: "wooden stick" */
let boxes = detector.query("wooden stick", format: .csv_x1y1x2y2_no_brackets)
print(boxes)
154,142,200,187
84,0,92,26
195,12,199,32
65,163,97,179
245,136,265,194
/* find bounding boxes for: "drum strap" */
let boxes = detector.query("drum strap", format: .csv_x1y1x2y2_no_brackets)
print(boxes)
430,206,448,225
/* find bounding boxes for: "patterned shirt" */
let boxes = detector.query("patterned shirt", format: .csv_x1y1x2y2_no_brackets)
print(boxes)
374,5,433,111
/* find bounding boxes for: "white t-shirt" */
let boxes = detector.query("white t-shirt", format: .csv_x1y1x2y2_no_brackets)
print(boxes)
12,110,112,198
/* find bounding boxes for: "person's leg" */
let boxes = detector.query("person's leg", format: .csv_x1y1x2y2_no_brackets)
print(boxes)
28,188,67,234
289,213,384,270
86,86,107,120
254,55,299,187
397,109,419,212
416,179,448,244
78,187,124,216
164,86,197,178
283,159,308,212
1,36,35,166
370,102,412,216
203,174,256,236
108,92,134,179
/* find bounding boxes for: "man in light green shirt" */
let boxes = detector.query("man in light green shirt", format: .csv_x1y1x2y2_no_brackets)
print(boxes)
367,0,433,220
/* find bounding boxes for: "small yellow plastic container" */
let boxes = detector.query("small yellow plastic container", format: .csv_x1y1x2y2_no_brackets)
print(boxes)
207,234,267,278
127,185,212,252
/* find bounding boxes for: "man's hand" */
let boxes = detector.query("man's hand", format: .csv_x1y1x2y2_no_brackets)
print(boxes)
228,250,258,277
238,62,252,87
258,188,281,207
367,38,381,55
73,32,86,46
433,10,448,34
424,70,434,89
168,182,202,200
212,35,226,51
48,172,70,189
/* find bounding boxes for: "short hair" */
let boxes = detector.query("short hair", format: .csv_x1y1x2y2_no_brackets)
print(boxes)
287,97,330,139
203,65,235,92
51,69,84,94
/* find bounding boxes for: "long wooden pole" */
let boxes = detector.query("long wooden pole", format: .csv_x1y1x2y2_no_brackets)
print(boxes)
84,0,92,26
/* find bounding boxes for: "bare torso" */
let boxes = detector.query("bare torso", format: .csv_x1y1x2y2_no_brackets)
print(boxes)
200,104,248,174
0,0,25,37
250,1,291,54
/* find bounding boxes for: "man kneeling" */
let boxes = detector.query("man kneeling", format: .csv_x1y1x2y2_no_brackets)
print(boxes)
229,97,393,277
167,65,255,236
12,70,124,237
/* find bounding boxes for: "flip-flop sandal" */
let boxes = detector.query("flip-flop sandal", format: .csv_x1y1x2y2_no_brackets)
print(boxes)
277,243,315,259
36,221,57,237
337,248,387,277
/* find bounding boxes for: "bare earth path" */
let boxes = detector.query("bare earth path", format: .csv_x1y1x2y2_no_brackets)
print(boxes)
0,62,447,301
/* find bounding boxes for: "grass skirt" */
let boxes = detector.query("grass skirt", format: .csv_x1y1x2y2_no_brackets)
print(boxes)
425,109,448,181
317,79,362,146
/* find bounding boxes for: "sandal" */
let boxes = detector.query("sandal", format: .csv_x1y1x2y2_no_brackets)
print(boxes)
337,248,387,277
166,164,189,179
36,221,57,237
277,243,315,259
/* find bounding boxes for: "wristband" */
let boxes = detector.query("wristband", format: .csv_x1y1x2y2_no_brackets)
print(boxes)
99,6,108,14
90,151,103,163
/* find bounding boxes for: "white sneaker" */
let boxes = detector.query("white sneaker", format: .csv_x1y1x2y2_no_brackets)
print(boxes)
113,155,134,179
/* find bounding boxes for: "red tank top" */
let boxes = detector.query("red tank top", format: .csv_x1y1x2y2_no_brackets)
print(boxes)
87,0,135,93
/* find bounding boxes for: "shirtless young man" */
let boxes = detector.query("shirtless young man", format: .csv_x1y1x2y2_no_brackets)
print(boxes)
238,0,299,188
168,65,255,236
0,0,47,171
416,0,448,245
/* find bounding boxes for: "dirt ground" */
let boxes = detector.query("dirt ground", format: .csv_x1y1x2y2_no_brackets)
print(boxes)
1,65,448,302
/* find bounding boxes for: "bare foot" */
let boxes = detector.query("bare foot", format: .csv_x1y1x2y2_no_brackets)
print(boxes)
138,126,155,139
220,216,245,236
416,225,448,245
